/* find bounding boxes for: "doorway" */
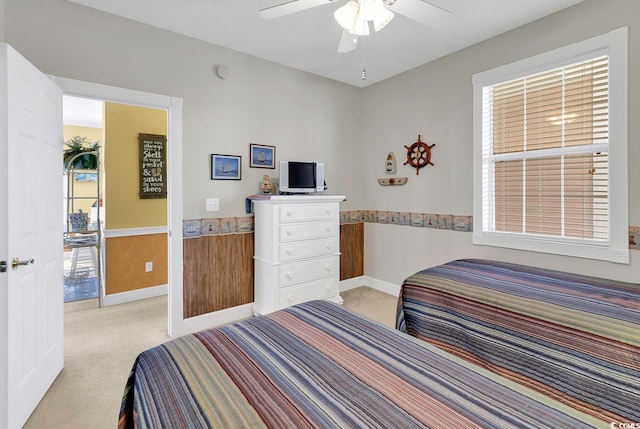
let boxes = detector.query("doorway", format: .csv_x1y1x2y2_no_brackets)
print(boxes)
62,96,170,308
62,96,103,304
52,76,184,336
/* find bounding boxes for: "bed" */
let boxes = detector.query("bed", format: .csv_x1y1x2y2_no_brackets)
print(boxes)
397,259,640,425
119,299,603,428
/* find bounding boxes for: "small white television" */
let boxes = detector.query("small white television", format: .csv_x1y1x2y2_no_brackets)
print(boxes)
279,161,325,194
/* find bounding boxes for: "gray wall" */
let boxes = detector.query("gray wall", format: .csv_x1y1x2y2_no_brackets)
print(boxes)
361,0,640,284
0,0,5,42
4,0,640,285
4,0,364,218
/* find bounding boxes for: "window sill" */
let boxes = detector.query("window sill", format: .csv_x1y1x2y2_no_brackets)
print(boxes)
472,231,629,264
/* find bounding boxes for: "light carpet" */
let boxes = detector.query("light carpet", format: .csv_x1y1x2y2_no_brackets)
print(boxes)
24,286,397,429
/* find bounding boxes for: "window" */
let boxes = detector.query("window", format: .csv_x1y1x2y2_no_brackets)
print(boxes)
472,28,629,263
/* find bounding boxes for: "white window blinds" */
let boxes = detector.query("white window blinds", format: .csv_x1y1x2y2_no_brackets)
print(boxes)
473,27,629,263
484,57,609,241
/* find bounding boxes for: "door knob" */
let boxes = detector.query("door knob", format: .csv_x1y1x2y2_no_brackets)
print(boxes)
12,258,35,270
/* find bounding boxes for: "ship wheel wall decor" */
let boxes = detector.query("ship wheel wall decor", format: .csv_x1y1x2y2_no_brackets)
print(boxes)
404,134,435,175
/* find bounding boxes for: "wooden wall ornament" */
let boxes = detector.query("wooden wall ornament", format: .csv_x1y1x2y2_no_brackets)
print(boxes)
378,177,407,186
378,150,407,186
404,134,435,175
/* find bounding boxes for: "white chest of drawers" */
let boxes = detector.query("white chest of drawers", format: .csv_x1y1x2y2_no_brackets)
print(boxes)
253,195,345,315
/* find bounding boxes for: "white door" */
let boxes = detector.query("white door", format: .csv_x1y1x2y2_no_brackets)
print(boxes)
0,44,63,429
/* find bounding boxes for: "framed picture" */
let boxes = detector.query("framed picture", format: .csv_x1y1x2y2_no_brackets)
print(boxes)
74,173,97,182
249,144,275,169
211,154,241,180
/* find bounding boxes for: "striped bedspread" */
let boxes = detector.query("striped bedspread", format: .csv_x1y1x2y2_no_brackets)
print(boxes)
119,300,603,428
397,259,640,424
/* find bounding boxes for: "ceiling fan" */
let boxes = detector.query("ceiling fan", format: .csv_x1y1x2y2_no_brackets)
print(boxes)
259,0,453,53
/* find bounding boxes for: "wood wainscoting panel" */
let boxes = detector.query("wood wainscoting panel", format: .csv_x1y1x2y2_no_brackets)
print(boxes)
105,233,168,295
183,233,254,319
340,222,364,280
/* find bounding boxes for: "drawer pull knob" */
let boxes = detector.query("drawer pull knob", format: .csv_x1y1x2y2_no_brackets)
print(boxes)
326,210,331,215
286,250,292,256
287,273,294,279
326,285,331,291
325,265,332,272
286,230,293,236
286,211,293,217
325,227,331,232
325,244,331,250
288,294,294,302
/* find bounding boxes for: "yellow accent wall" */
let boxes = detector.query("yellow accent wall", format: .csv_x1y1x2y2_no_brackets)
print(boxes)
104,103,167,229
63,125,103,217
64,125,102,143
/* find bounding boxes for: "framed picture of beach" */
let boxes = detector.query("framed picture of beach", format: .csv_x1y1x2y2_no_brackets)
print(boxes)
249,144,275,169
211,154,241,180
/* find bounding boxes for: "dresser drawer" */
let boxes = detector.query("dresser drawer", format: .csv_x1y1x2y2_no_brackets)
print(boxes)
280,221,336,242
279,238,338,262
279,278,339,308
280,256,338,286
279,204,337,223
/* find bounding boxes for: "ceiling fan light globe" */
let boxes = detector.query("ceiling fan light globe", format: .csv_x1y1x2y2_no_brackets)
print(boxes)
334,1,359,30
359,0,377,21
373,5,394,31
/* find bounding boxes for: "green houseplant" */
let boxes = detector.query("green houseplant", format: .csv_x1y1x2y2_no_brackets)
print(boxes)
63,136,100,170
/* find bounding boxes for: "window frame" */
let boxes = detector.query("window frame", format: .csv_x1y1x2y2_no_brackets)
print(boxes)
472,27,629,264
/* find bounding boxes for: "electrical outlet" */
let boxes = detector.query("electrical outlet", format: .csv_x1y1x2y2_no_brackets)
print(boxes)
145,261,153,272
206,198,220,212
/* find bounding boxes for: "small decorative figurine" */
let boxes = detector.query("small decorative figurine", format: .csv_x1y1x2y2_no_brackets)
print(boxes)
261,174,272,194
385,152,397,174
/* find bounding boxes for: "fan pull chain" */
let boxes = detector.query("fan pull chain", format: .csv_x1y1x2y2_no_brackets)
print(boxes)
361,36,367,80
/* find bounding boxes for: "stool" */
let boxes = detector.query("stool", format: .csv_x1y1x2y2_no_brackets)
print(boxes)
68,245,98,278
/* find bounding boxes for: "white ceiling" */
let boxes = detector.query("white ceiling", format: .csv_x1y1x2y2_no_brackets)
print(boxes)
63,96,103,128
68,0,586,88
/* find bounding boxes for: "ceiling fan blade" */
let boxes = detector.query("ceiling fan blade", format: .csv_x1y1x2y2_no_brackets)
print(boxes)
337,29,358,53
259,0,335,20
385,0,452,29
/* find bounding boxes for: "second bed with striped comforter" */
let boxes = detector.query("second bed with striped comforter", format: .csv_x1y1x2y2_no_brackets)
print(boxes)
397,259,640,424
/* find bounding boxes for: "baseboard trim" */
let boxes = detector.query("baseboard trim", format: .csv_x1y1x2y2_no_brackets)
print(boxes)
340,275,401,297
105,277,399,331
103,284,168,306
175,303,254,336
340,276,368,292
367,277,402,297
175,277,400,335
104,226,168,238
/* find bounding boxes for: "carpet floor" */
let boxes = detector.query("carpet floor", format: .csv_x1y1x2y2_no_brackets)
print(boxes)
24,286,397,429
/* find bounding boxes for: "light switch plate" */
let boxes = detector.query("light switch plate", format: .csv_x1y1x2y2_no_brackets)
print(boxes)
206,198,220,211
